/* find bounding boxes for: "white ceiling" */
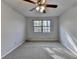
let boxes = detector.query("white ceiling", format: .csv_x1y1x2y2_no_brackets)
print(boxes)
2,0,77,17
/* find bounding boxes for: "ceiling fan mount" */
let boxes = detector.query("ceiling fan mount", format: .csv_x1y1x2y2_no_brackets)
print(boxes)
23,0,58,13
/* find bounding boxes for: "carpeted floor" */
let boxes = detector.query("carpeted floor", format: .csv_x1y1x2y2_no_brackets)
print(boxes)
3,42,76,59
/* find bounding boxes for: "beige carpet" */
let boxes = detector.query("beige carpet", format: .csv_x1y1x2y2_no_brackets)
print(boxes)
3,42,76,59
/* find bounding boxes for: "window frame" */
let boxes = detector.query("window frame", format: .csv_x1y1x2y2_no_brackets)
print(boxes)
33,20,51,33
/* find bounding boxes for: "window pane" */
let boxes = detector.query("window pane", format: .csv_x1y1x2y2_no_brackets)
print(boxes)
43,21,47,26
43,27,48,32
34,21,41,26
47,21,50,26
47,27,50,32
34,27,41,32
43,20,50,26
43,27,50,32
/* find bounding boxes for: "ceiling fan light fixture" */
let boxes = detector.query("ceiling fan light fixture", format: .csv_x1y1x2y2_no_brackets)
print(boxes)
40,6,45,13
36,7,40,11
36,6,46,13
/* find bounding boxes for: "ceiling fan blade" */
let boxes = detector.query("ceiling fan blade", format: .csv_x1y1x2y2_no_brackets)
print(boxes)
46,4,58,8
23,0,35,4
30,7,36,11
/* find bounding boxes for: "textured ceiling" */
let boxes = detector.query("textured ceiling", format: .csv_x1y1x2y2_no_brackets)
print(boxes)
2,0,77,17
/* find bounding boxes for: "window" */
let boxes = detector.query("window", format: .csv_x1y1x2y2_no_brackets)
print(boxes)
33,20,51,32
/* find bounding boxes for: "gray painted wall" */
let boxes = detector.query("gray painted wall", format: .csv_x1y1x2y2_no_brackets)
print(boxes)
1,1,27,57
26,17,59,41
59,5,77,55
59,5,77,38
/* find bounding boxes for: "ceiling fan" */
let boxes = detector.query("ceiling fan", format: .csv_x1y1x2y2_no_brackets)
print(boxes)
23,0,58,13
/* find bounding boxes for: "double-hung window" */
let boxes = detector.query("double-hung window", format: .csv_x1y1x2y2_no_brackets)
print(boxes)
33,20,51,32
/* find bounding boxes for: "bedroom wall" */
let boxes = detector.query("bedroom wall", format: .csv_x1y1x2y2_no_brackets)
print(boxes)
26,17,59,41
59,4,77,55
59,4,77,38
1,1,27,57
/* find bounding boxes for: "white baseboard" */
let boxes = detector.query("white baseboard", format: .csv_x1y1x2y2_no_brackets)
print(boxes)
26,38,58,42
2,40,25,58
